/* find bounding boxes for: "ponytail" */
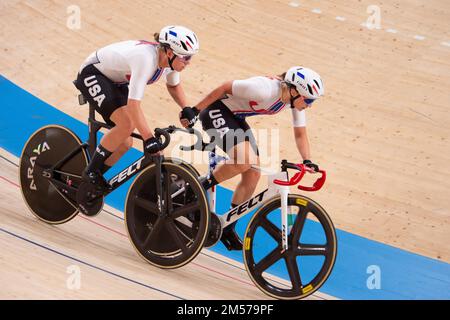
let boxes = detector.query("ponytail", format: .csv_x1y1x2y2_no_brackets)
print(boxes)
154,32,170,51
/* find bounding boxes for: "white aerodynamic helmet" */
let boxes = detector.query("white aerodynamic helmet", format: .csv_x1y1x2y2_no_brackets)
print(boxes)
285,66,324,100
158,25,199,57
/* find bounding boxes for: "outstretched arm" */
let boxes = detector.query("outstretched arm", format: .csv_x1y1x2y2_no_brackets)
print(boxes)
194,81,233,111
293,126,311,161
127,99,153,140
166,83,188,109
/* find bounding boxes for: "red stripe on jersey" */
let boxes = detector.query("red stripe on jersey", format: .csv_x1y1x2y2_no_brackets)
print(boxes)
269,98,282,108
249,100,258,108
233,98,283,114
136,40,158,46
248,100,269,113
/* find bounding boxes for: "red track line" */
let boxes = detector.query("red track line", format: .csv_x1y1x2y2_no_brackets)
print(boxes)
77,215,128,238
78,215,256,287
0,175,20,188
191,261,254,286
1,174,257,289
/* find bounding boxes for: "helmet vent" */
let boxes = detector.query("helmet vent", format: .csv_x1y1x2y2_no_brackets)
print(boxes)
180,41,188,51
186,35,193,44
165,32,168,41
313,79,321,89
291,73,295,82
307,84,313,95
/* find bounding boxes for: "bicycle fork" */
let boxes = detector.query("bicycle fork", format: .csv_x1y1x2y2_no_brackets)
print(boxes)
279,185,290,252
266,170,291,252
153,156,164,215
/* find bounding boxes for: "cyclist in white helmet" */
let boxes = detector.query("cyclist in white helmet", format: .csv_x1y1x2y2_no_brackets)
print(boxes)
74,25,200,214
182,66,324,250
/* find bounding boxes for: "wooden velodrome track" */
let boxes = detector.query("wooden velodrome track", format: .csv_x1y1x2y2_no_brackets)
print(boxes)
2,148,336,299
1,0,449,299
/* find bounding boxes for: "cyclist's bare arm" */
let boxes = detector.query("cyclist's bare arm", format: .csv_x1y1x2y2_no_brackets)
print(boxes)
166,83,188,109
127,99,153,140
195,81,233,111
293,126,311,161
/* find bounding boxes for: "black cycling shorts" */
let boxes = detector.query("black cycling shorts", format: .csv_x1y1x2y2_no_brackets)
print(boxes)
75,64,128,126
199,100,259,156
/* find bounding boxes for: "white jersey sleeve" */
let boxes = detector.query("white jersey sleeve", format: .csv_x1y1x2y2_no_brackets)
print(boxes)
164,70,181,86
128,54,155,101
231,78,272,102
291,108,307,127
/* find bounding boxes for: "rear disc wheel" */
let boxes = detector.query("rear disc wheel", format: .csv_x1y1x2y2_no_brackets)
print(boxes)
19,125,88,224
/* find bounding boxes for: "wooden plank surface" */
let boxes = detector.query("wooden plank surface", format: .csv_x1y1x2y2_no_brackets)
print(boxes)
1,0,449,299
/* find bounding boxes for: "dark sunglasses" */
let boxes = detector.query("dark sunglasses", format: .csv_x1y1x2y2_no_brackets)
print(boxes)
175,54,192,62
288,85,315,105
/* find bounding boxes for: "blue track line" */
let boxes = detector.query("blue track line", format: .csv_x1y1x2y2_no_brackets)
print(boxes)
2,74,450,300
0,154,302,296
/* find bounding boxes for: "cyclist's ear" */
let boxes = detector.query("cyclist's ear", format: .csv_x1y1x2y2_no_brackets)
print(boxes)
166,48,175,59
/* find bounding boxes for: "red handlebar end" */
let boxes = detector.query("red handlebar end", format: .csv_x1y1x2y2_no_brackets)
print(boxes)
298,170,326,191
273,164,327,191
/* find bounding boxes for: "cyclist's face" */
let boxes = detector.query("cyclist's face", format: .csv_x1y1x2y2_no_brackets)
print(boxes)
290,87,310,111
171,52,192,71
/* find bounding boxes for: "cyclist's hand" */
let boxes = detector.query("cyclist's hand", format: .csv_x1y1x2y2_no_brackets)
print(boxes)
179,106,199,128
180,118,189,128
144,137,162,155
303,159,319,172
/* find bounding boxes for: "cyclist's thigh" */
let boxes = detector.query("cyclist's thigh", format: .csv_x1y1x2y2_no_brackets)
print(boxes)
109,105,133,129
229,141,260,166
200,100,259,156
76,65,128,126
235,117,259,157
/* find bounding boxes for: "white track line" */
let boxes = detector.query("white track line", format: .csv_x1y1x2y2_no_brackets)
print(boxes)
285,3,449,47
386,28,398,34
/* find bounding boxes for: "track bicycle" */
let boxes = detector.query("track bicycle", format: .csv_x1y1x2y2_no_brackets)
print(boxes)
19,87,337,299
149,130,338,299
19,90,210,268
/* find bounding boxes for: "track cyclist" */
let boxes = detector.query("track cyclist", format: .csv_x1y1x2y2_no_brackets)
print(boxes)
182,66,325,250
73,25,201,214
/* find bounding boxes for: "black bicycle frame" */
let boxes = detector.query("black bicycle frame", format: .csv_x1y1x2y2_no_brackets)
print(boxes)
87,108,166,198
47,102,165,209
